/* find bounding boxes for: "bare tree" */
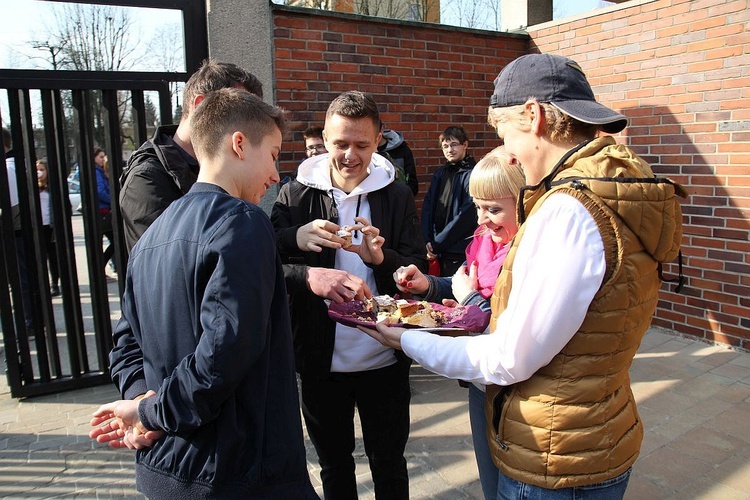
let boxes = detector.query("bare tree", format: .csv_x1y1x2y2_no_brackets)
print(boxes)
46,3,140,72
30,40,71,70
351,0,407,19
410,0,441,22
145,23,184,125
29,4,143,153
443,0,485,29
482,0,502,30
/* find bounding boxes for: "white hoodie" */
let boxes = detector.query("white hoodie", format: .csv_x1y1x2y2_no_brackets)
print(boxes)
296,153,398,372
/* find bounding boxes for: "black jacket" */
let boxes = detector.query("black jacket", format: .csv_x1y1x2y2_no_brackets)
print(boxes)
378,129,419,195
421,156,477,257
271,179,427,377
119,124,199,253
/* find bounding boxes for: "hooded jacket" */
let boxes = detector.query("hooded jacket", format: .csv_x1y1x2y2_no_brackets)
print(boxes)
271,153,427,376
421,155,477,257
119,124,199,253
485,137,685,489
378,129,418,195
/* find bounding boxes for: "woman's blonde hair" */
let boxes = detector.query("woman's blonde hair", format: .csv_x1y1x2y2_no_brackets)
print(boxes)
469,146,526,200
487,101,599,144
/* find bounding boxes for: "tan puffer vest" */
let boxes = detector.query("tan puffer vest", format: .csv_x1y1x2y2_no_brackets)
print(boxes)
485,137,685,489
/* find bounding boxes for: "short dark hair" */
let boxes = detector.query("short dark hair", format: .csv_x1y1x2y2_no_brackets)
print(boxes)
2,127,11,150
303,125,324,140
439,126,469,144
182,59,263,118
190,88,286,161
326,91,381,130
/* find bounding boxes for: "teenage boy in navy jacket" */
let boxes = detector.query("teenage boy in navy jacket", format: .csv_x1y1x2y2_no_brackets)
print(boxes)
90,89,317,500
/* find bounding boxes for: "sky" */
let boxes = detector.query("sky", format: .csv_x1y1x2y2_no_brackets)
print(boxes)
439,0,612,31
0,0,183,70
0,0,614,68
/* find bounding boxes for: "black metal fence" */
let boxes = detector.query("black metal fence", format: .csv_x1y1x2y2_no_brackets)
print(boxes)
0,0,207,398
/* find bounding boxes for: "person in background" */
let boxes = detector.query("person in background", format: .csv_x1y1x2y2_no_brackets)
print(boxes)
89,88,317,499
36,159,60,296
421,125,477,276
303,125,327,158
393,146,524,499
272,91,426,499
93,148,115,280
4,126,34,334
360,53,685,499
377,125,418,196
119,59,263,253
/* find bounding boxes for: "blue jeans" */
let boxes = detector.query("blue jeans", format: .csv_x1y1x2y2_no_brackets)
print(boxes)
469,383,499,500
496,467,631,499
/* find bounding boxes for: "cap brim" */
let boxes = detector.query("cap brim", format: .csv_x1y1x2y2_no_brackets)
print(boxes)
550,101,628,134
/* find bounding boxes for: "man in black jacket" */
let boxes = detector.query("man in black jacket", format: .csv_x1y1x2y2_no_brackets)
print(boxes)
119,59,262,253
377,126,418,195
272,91,426,500
421,126,477,276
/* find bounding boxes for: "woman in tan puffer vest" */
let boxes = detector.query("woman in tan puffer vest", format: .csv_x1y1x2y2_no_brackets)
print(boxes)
359,53,685,500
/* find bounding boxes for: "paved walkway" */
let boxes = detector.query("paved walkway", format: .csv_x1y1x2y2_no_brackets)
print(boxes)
1,326,749,499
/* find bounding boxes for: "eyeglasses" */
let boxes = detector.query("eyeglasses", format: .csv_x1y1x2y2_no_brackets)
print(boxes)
441,142,463,150
305,144,326,152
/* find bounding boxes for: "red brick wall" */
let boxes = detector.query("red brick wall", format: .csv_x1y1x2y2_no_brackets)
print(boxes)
272,0,750,349
529,0,750,348
272,7,528,195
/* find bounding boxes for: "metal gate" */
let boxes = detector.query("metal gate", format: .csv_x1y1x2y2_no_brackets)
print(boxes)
0,0,208,398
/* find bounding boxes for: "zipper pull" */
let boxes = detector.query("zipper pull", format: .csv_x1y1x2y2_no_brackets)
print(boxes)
495,436,509,451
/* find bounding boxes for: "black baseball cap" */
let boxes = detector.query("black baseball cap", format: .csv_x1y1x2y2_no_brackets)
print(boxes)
490,53,628,134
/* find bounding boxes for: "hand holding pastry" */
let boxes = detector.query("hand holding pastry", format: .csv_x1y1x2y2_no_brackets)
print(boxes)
393,264,429,294
306,267,372,303
345,217,384,265
296,219,347,252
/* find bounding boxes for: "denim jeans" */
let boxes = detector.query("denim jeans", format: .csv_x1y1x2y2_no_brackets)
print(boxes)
300,360,411,499
496,467,631,500
469,383,499,500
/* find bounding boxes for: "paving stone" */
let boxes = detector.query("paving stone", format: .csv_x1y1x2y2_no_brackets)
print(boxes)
636,445,716,490
624,472,672,499
668,426,745,465
708,405,750,445
705,451,750,494
2,327,750,498
673,475,750,500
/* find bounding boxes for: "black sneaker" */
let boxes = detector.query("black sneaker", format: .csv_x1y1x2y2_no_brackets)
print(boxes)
51,284,60,296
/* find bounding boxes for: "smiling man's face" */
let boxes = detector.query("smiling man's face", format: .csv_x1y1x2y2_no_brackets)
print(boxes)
323,113,381,193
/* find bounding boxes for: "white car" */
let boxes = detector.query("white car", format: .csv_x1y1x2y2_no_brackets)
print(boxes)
67,179,82,215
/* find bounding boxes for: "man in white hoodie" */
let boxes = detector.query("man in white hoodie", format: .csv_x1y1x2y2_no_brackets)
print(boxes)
272,91,427,500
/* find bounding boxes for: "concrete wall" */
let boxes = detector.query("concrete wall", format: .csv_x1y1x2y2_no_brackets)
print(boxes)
205,0,279,211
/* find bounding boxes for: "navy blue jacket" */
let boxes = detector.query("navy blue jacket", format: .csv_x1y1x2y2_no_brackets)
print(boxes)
421,156,477,257
110,183,316,499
